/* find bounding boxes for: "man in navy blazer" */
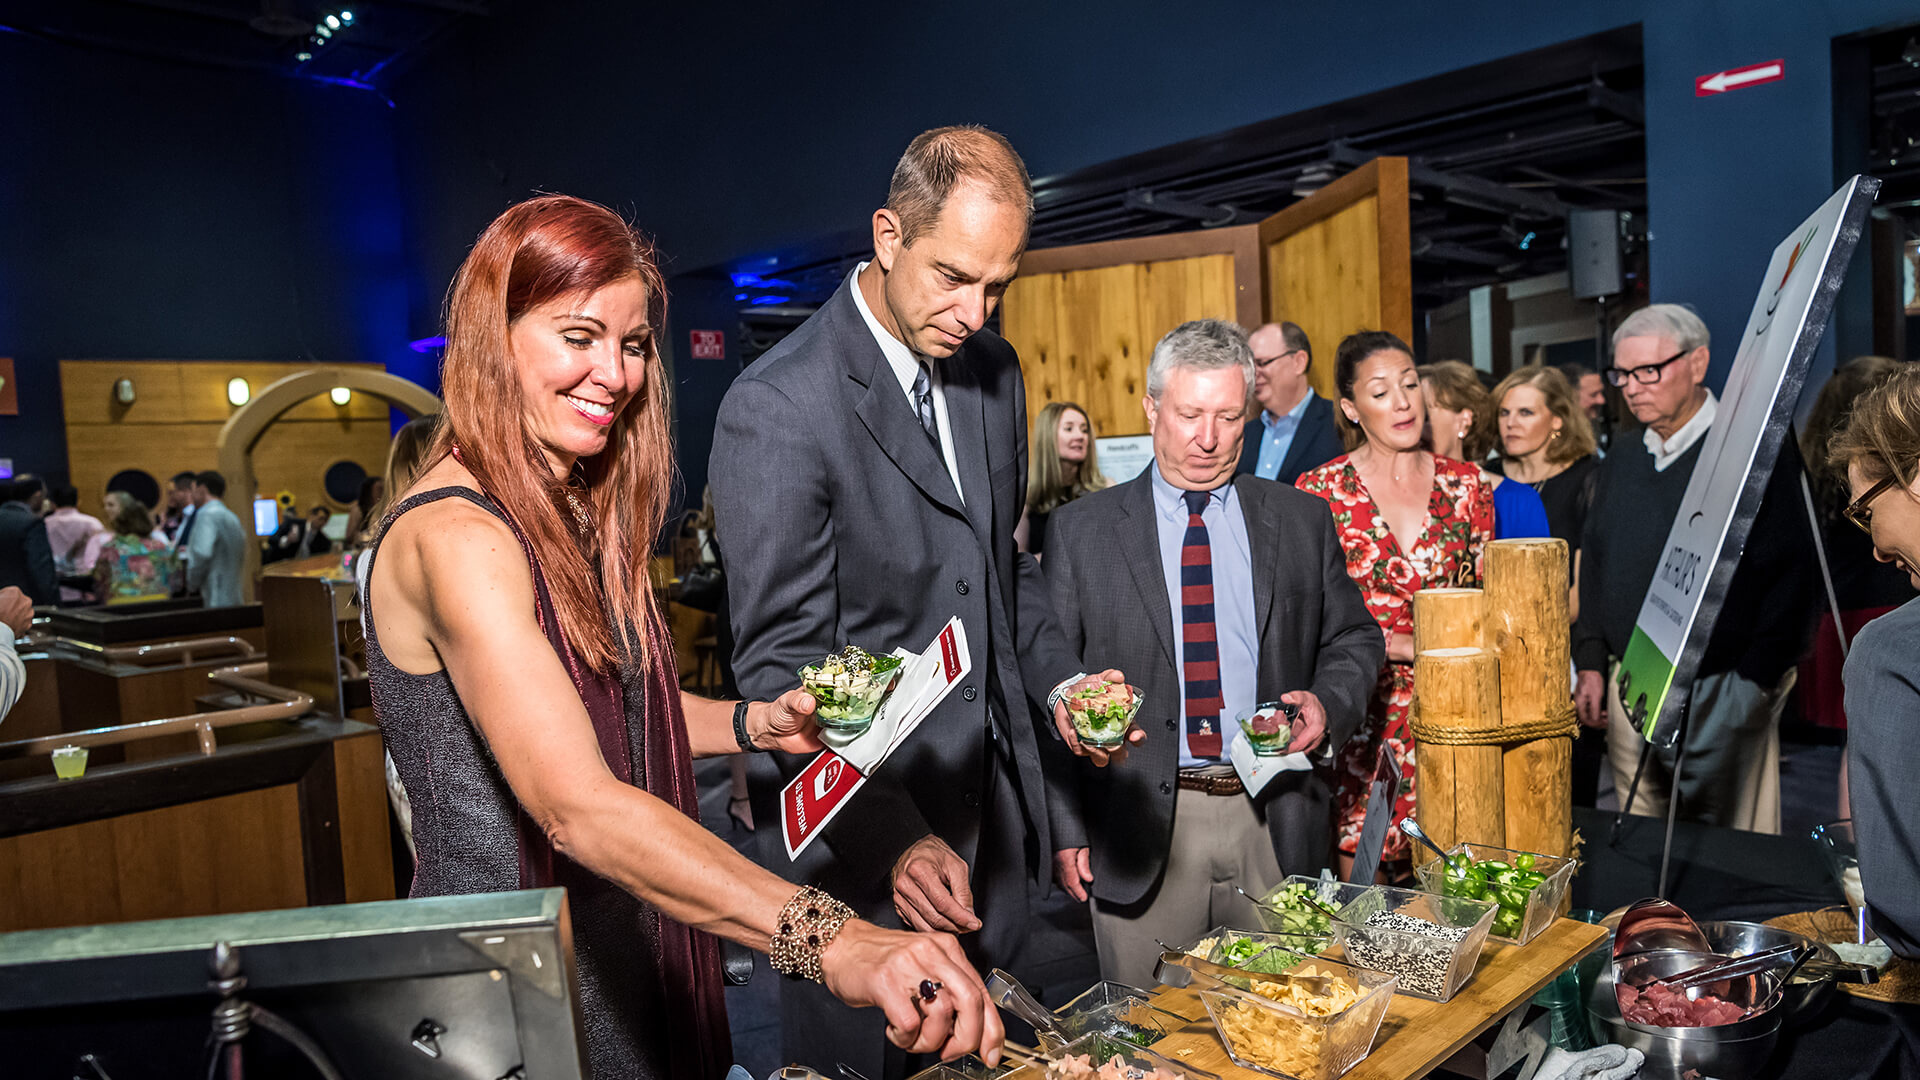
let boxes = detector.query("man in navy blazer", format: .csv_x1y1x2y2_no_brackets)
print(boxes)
1235,322,1345,485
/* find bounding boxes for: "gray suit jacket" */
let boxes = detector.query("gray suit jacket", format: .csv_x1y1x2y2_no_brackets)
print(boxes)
1844,596,1920,959
1045,470,1383,906
711,276,1083,900
0,501,56,605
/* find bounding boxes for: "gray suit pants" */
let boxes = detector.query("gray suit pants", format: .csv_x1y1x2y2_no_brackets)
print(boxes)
1089,777,1285,987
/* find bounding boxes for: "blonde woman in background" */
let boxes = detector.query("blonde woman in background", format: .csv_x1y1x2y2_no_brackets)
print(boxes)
1490,364,1602,804
1419,360,1550,541
1016,400,1110,556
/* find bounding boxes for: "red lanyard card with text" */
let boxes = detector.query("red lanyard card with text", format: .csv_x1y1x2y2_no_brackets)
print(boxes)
781,617,971,861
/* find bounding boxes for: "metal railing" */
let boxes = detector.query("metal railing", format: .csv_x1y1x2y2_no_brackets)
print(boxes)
0,661,313,761
41,634,261,667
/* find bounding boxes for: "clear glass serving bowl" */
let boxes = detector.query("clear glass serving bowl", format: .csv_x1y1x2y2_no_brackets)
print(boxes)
1199,950,1396,1080
1413,841,1576,945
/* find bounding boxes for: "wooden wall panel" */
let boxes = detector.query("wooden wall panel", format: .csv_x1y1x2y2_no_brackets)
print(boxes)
331,729,396,903
1268,196,1384,400
1259,157,1413,401
1000,272,1060,422
0,783,308,932
61,359,391,518
1004,253,1238,441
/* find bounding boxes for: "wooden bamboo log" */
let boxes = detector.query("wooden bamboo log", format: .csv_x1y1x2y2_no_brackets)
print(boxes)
1483,538,1573,858
1413,588,1485,653
1412,646,1504,851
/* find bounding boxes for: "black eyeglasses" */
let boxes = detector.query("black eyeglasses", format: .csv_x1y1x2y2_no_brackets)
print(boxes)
1604,349,1689,387
1253,348,1301,369
1844,475,1900,536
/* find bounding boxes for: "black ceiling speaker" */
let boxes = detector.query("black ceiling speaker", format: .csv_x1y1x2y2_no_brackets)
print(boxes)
1568,209,1624,300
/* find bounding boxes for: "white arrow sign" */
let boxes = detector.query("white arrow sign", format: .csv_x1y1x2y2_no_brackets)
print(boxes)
1696,60,1784,97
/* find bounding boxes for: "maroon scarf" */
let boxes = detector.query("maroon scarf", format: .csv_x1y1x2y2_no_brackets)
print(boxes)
500,506,732,1077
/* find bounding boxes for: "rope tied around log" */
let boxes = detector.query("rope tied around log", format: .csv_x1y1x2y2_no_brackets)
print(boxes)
1408,701,1578,745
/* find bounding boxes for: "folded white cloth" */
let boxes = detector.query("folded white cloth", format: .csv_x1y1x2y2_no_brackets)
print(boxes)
1534,1044,1646,1080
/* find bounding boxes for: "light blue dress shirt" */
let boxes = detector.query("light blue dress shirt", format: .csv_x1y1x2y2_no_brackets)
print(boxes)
1253,391,1314,480
1151,465,1259,766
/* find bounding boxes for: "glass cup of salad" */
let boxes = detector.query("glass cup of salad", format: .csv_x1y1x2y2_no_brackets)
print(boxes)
1236,701,1298,756
1062,679,1143,749
798,646,905,736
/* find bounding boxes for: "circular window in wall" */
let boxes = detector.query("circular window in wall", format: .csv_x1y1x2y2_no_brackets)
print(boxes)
324,461,369,506
105,469,162,510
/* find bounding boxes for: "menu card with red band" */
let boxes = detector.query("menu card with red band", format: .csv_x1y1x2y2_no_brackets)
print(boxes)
780,617,972,861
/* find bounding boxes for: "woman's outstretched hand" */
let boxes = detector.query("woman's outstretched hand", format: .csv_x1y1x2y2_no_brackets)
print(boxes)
750,689,825,754
819,920,1005,1065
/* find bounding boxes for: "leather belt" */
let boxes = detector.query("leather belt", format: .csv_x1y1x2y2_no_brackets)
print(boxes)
1177,769,1245,797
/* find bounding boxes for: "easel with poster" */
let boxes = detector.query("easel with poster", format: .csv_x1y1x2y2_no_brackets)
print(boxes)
1611,175,1879,895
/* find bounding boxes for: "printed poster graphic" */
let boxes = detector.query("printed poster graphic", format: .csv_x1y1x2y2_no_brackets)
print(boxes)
1617,176,1877,747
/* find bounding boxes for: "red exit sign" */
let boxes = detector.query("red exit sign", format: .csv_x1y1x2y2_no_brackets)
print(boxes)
689,330,725,360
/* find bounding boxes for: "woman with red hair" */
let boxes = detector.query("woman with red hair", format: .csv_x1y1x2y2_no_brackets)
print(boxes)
363,195,1000,1078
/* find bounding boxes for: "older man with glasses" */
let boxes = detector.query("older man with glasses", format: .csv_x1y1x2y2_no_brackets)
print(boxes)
1571,303,1815,832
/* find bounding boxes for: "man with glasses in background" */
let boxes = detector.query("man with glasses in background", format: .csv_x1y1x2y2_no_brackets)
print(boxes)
1571,303,1814,832
1235,322,1344,485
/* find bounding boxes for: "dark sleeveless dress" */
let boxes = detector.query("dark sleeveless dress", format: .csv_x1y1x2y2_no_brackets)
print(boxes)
363,487,732,1079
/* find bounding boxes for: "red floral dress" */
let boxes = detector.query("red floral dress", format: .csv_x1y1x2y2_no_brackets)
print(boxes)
1294,455,1494,860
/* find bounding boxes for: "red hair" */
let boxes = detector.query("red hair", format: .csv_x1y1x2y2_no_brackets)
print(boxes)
431,194,672,672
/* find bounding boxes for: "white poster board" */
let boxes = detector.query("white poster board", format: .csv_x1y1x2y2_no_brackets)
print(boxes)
1095,435,1153,485
1617,176,1877,747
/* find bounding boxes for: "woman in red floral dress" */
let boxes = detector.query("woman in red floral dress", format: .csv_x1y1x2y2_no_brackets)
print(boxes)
1295,331,1494,871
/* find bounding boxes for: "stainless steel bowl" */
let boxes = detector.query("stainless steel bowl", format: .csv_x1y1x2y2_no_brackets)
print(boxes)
1586,949,1783,1080
1697,919,1839,1025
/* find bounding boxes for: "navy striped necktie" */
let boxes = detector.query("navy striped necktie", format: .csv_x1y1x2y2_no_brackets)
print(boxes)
1181,488,1223,757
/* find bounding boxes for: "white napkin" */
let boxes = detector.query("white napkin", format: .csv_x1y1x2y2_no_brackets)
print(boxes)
1532,1045,1645,1080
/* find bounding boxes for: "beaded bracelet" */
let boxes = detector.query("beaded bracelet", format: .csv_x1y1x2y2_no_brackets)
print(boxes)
768,885,855,982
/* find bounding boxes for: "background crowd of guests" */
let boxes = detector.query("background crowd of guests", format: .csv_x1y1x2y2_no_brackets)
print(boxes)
1,123,1915,1080
1015,305,1909,883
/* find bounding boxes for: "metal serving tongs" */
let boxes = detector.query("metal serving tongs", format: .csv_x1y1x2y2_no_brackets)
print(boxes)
1649,943,1807,991
1231,884,1359,932
1151,948,1332,1014
984,968,1068,1045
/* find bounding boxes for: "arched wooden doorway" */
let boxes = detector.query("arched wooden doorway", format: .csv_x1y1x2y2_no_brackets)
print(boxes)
217,367,440,602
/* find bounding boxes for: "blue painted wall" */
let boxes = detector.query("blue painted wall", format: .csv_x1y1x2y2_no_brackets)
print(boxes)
388,0,1917,402
10,2,1913,490
0,34,414,481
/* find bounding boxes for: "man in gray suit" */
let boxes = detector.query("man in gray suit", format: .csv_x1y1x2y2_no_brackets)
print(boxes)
1046,320,1382,986
711,126,1133,1079
184,471,247,607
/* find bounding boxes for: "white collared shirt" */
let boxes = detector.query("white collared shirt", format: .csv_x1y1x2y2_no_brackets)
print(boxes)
1644,389,1718,472
848,263,964,503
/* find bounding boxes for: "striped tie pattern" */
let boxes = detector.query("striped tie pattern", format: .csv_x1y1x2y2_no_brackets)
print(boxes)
912,360,940,449
1180,488,1223,757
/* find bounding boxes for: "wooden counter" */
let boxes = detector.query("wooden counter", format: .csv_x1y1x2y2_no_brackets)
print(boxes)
42,599,264,648
0,716,393,932
1007,918,1608,1080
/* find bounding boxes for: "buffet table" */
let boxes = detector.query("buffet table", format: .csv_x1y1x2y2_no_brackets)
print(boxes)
1126,918,1606,1080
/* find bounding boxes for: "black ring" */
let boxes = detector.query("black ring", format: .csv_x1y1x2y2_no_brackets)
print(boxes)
918,979,942,1002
